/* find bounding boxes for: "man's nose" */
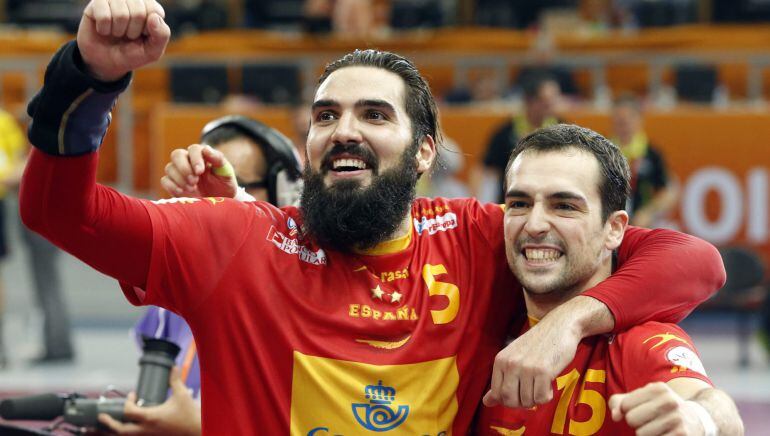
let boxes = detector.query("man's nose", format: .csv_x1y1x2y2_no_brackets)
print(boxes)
330,112,363,145
523,203,551,237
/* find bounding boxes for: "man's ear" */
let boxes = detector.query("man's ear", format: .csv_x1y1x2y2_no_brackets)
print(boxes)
415,134,436,174
605,210,629,251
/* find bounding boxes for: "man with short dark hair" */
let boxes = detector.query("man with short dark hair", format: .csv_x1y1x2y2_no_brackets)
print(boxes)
478,124,742,435
19,2,725,433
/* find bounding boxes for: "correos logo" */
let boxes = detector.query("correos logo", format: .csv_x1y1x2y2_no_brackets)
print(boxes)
351,380,409,432
290,353,458,435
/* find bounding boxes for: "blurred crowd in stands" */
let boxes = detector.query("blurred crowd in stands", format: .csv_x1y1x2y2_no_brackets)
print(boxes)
1,0,762,110
5,0,770,37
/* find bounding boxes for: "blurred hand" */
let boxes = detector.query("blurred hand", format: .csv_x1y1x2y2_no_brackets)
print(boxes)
161,144,239,199
609,382,704,436
77,0,170,82
98,368,201,436
482,315,580,409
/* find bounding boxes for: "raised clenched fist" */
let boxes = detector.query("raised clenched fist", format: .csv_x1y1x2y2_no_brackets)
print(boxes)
77,0,171,82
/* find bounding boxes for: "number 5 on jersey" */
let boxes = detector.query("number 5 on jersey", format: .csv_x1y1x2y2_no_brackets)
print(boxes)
422,264,459,325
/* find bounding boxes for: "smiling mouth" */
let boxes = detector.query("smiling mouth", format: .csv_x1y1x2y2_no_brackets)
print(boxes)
331,157,370,172
522,248,563,263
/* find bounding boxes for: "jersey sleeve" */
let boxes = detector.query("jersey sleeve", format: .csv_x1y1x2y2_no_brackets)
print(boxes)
583,226,725,331
121,195,281,315
616,322,712,392
21,148,154,288
20,148,277,317
463,198,506,250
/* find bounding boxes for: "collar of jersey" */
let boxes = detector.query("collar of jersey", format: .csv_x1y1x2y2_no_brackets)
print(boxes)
527,314,540,327
354,226,413,256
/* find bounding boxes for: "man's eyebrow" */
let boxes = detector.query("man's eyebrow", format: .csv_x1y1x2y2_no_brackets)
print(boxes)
311,99,337,111
311,99,397,113
549,191,588,204
503,190,588,204
355,99,396,113
504,189,531,199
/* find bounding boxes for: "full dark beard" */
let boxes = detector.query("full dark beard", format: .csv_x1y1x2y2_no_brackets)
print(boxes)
299,147,419,253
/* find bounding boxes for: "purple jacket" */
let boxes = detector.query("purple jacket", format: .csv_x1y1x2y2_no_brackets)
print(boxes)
133,307,201,398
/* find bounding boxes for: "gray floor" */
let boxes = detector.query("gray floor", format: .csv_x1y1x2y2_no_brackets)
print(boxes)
0,197,768,434
0,196,143,392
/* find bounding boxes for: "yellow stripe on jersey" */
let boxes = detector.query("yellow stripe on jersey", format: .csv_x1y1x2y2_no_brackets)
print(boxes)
490,425,526,436
643,332,691,350
355,335,412,350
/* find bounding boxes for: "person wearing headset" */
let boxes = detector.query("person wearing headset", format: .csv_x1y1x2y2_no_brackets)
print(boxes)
99,115,302,435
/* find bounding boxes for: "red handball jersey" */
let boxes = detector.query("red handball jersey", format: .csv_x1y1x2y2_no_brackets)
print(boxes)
121,196,520,435
476,321,712,436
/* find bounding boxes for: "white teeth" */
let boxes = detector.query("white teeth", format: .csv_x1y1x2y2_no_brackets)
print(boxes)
332,158,367,170
524,248,561,261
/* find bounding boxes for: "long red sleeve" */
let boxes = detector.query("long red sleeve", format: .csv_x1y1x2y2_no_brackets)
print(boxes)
19,148,152,288
584,226,726,331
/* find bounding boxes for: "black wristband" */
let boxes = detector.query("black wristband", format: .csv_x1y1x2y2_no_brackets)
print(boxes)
27,40,133,156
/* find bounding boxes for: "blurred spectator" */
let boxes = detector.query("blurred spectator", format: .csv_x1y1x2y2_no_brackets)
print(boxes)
576,0,653,32
515,30,579,98
303,0,391,37
0,108,74,367
333,0,390,38
19,213,74,364
514,65,578,98
0,108,21,369
470,73,564,203
302,0,334,33
610,93,678,227
445,69,508,105
580,0,611,31
417,138,470,199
